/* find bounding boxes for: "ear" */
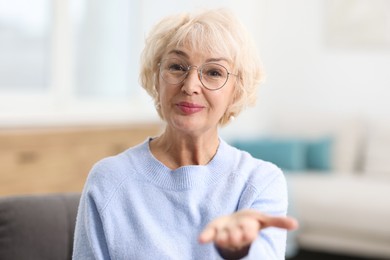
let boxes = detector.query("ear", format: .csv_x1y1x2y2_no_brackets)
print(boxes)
154,72,160,90
154,73,162,97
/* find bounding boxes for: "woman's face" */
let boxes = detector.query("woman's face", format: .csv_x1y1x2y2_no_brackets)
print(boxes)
156,46,236,136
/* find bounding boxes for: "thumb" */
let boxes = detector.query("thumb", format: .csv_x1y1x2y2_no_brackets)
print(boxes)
198,226,216,244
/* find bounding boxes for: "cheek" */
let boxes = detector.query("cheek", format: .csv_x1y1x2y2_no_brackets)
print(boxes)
157,83,177,110
222,85,236,107
156,82,168,102
209,93,233,115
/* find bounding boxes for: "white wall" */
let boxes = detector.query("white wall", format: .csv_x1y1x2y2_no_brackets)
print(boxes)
222,0,390,140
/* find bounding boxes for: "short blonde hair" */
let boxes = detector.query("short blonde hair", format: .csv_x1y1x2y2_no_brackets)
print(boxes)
140,8,263,126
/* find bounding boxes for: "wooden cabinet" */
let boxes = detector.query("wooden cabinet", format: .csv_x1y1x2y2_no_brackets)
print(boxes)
0,124,162,196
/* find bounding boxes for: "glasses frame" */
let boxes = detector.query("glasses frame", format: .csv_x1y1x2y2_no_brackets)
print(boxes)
158,58,237,91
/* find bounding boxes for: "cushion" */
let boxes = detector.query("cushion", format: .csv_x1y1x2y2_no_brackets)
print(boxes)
0,193,80,260
268,115,363,173
233,138,307,171
306,137,333,171
233,137,333,172
362,122,390,179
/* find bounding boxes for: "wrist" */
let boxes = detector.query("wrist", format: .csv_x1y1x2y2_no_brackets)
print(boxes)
215,244,251,260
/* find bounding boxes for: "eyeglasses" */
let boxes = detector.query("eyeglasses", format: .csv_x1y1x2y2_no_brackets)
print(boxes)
158,58,237,91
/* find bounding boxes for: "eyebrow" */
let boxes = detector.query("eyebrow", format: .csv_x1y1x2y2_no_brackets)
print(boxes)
167,49,229,63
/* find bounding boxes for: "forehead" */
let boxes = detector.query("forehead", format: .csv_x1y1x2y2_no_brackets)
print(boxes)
165,48,230,63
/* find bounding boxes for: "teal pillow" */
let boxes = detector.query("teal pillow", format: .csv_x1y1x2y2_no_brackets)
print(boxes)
306,137,333,171
233,138,307,171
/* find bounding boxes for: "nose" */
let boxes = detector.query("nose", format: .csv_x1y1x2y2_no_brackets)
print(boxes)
181,66,202,95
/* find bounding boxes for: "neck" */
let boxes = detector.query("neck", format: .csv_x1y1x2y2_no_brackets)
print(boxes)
150,127,220,170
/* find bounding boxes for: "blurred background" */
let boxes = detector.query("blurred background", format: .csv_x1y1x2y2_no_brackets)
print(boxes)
1,0,389,129
0,0,389,259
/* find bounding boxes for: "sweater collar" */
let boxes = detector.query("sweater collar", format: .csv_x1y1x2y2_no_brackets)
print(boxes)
135,138,236,190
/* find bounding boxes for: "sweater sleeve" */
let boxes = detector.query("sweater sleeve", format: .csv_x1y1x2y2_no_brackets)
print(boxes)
72,190,111,260
247,169,289,260
72,161,114,260
227,166,288,260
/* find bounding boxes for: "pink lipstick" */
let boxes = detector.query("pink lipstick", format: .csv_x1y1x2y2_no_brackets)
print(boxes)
176,102,204,115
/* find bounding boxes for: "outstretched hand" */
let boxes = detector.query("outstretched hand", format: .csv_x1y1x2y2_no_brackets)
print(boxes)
198,209,298,252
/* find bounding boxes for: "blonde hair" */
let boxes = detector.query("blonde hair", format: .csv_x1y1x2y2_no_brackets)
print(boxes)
140,8,263,126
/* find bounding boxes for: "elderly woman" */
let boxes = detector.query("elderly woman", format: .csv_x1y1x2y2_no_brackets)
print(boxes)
73,8,297,260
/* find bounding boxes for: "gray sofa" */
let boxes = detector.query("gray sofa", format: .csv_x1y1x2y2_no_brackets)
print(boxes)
0,193,80,260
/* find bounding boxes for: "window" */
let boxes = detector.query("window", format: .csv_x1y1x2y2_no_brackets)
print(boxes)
0,0,229,127
0,0,156,127
72,0,137,98
0,0,50,93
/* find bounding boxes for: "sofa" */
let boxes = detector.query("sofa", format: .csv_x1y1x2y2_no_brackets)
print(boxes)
232,116,390,259
0,193,80,260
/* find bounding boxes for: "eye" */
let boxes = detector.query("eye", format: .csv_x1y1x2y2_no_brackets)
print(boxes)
168,63,186,72
207,70,222,77
203,64,226,78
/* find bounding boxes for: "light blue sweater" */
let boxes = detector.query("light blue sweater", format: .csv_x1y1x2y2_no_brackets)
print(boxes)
73,138,288,260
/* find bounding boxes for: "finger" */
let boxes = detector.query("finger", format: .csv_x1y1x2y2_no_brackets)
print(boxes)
199,226,216,244
259,216,298,230
241,210,298,230
215,228,229,248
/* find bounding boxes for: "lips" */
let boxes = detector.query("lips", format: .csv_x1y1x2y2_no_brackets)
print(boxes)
176,102,204,114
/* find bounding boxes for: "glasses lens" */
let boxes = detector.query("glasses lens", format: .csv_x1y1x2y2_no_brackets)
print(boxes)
159,59,230,90
200,63,229,90
160,58,187,84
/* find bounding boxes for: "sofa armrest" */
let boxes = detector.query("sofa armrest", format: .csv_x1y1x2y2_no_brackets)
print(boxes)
0,193,80,260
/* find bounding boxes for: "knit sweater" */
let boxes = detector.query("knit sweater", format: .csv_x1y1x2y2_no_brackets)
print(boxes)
73,138,288,260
